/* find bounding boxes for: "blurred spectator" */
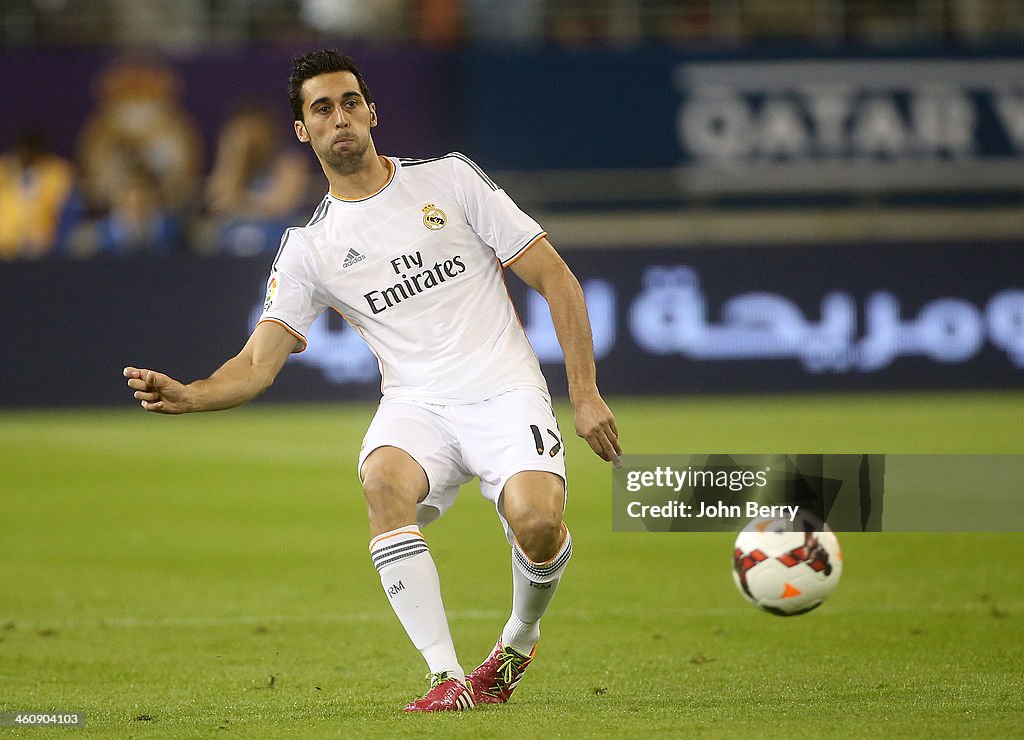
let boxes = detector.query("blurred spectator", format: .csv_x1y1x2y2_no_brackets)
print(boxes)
464,0,542,47
0,131,81,260
549,0,612,46
299,0,406,40
76,54,203,214
739,0,830,42
94,165,183,256
108,0,210,49
205,103,311,256
639,0,714,45
416,0,463,47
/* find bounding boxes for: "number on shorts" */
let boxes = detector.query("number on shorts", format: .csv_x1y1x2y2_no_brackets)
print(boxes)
529,424,562,457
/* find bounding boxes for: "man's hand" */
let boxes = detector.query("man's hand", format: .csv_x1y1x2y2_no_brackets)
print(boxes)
573,392,622,468
122,323,296,415
123,367,192,414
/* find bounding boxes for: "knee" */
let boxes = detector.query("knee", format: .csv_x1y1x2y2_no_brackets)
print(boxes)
504,471,566,562
360,450,427,533
514,513,564,564
360,471,389,507
362,475,418,532
361,474,400,507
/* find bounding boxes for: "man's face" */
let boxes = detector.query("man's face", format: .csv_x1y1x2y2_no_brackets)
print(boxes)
294,71,377,174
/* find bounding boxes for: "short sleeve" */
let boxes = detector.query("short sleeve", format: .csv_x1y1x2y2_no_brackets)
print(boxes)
257,228,327,352
450,153,546,266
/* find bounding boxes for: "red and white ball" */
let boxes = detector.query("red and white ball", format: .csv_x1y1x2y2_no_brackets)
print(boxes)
732,513,843,616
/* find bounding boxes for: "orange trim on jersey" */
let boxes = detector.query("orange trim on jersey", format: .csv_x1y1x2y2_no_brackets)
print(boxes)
328,157,395,202
257,318,307,353
503,232,548,267
369,527,425,552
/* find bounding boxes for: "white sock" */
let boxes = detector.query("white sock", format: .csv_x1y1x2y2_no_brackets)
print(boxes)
501,524,572,654
370,525,464,682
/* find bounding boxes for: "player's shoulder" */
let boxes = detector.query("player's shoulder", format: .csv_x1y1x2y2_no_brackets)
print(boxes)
268,224,306,272
398,152,499,191
301,195,333,231
275,196,332,251
268,197,328,271
397,151,461,169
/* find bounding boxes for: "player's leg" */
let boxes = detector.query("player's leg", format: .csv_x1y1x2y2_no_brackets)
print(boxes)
361,445,425,536
501,470,571,651
469,471,571,704
503,471,566,561
359,404,474,712
459,388,570,704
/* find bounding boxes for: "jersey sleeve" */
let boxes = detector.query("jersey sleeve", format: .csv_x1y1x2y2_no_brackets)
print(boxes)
450,152,546,266
257,228,327,353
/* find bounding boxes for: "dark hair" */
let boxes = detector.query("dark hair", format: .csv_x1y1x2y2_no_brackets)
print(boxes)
288,50,372,122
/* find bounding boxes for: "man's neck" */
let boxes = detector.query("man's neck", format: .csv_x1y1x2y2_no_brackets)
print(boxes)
326,153,391,200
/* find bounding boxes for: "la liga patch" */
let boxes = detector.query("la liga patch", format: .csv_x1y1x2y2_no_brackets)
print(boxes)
263,275,279,312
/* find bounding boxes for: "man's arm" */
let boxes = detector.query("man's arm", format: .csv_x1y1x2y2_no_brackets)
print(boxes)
123,321,297,414
509,237,622,466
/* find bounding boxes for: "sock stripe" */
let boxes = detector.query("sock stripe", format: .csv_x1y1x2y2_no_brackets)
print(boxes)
372,541,429,571
368,527,424,552
370,526,430,572
513,530,572,581
373,539,429,558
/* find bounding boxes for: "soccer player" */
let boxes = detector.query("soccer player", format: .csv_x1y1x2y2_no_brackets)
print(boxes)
123,49,621,712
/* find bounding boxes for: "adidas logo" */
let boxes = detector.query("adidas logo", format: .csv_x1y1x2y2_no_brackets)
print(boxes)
342,248,365,268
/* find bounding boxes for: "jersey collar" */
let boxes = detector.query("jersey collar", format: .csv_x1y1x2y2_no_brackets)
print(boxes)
328,156,396,203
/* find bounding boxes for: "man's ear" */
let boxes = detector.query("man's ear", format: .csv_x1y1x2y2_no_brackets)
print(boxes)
369,103,378,128
294,120,309,142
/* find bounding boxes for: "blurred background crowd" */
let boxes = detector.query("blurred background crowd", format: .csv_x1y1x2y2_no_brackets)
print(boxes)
1,0,1022,260
0,51,316,259
4,0,1023,48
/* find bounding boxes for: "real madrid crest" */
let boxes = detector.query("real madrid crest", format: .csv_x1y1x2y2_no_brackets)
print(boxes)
422,203,447,231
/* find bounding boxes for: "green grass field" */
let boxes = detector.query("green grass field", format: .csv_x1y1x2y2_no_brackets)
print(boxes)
2,392,1023,738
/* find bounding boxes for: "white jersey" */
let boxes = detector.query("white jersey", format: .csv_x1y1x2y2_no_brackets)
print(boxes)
258,153,549,404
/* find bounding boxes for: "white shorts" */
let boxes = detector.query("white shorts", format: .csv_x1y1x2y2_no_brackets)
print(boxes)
358,386,567,538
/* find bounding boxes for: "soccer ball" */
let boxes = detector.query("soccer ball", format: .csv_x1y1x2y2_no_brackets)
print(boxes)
732,512,843,616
